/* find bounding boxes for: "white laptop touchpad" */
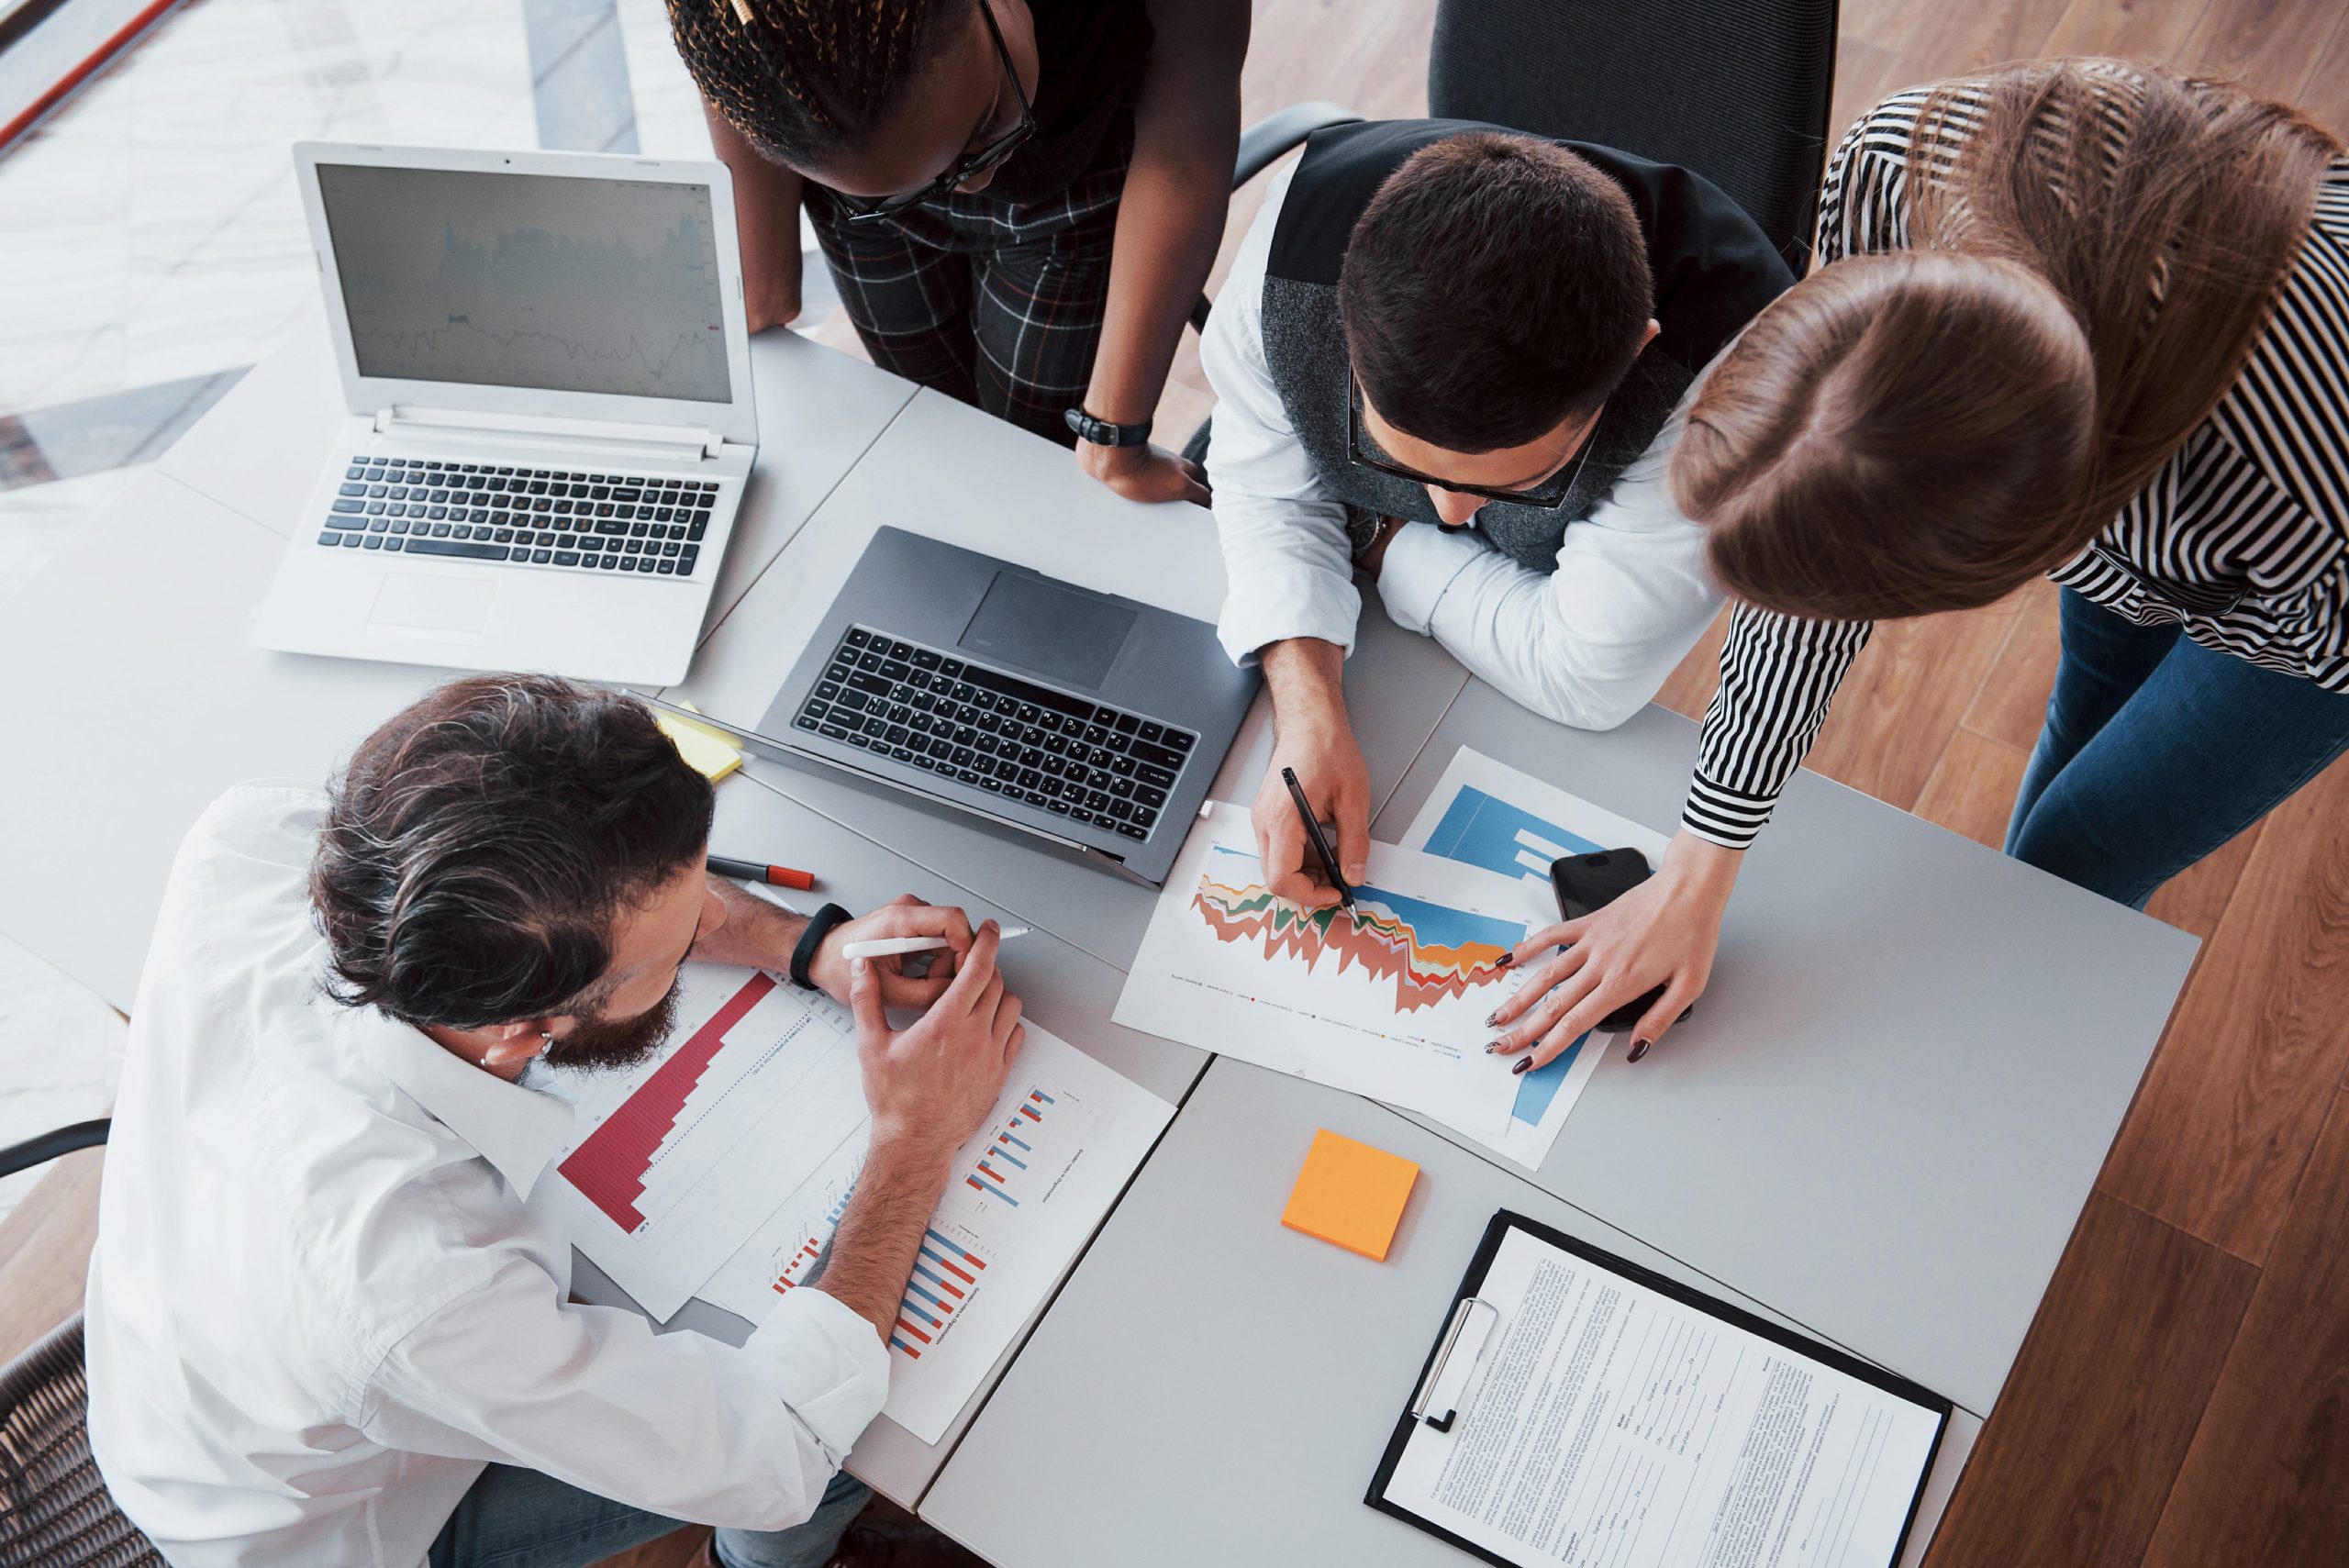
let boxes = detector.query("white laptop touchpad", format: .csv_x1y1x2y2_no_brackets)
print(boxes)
369,574,497,638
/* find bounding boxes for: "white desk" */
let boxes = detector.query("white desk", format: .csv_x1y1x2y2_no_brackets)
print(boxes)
0,321,2197,1562
921,1062,1982,1568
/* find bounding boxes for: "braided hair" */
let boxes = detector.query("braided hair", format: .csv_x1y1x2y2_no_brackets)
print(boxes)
668,0,966,166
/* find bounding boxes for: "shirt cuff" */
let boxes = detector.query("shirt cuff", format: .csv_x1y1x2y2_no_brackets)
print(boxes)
1217,569,1364,667
1374,522,1487,638
740,1287,892,1462
1681,773,1777,850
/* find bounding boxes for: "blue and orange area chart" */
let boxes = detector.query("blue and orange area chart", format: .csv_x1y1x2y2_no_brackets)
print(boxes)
1191,846,1520,1014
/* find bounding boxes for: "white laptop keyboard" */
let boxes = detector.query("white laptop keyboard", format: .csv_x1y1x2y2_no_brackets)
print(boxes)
317,456,716,577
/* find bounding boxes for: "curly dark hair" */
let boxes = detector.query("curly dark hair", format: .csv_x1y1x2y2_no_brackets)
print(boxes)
667,0,969,166
309,674,715,1029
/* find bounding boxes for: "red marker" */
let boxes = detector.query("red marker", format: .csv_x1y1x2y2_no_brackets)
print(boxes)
708,855,816,892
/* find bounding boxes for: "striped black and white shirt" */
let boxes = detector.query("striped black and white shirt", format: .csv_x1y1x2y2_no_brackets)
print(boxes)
1684,86,2349,850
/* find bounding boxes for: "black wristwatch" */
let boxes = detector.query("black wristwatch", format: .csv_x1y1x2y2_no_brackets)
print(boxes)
1063,407,1152,448
789,902,853,990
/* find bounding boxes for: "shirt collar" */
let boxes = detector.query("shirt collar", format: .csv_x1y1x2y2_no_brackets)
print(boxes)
361,1016,575,1198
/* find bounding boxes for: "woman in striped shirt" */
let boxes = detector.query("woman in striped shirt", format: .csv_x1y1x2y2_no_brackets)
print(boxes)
1491,61,2349,1070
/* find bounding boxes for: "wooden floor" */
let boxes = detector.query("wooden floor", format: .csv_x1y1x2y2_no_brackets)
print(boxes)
5,3,2347,1565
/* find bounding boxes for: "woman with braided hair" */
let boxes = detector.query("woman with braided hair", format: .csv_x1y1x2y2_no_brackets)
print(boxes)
669,0,1247,506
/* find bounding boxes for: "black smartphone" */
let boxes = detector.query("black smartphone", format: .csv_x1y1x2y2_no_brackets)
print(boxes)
1549,849,1686,1034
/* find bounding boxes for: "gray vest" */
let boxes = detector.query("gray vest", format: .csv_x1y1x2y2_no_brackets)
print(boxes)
1259,121,1794,572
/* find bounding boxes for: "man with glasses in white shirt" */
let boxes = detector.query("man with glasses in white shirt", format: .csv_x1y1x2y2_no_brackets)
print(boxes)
1201,123,1793,907
84,673,1024,1568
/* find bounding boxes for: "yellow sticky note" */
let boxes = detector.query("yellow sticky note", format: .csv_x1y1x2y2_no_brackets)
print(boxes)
1281,1129,1419,1261
655,701,743,784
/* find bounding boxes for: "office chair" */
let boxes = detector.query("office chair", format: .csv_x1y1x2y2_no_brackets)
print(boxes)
0,1118,161,1567
1428,0,1841,273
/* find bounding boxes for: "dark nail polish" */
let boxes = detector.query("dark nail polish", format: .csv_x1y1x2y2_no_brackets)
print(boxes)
1485,1040,1508,1053
1484,1009,1502,1028
1494,951,1513,970
1628,1038,1651,1063
1512,1056,1533,1075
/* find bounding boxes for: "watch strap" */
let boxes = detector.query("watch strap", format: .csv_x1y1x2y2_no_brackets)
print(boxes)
1063,406,1152,448
789,902,853,990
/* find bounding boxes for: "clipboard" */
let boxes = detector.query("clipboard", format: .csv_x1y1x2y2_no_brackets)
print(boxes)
1366,1210,1954,1568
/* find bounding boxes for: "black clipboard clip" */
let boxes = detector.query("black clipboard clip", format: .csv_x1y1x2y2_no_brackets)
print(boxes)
1408,1296,1498,1432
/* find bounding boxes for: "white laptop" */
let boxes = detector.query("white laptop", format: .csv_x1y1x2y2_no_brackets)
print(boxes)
252,142,759,685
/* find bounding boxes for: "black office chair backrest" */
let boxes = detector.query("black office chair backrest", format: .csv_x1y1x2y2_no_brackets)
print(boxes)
1428,0,1840,272
0,1118,159,1566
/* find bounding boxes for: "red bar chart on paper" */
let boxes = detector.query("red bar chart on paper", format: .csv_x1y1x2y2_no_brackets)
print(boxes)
542,962,869,1319
699,1027,1173,1444
720,1140,996,1360
559,973,776,1232
964,1085,1095,1208
891,1228,991,1360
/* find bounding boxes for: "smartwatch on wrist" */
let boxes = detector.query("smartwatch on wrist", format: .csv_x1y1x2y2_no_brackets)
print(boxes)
788,902,853,990
1063,407,1152,448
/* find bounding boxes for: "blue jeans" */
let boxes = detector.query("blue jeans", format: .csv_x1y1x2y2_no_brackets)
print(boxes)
2005,589,2349,907
427,1462,870,1568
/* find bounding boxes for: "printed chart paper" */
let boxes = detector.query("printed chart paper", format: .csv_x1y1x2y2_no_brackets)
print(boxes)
701,1029,1172,1443
1380,1226,1944,1568
1115,802,1531,1135
1403,750,1673,1169
536,964,870,1319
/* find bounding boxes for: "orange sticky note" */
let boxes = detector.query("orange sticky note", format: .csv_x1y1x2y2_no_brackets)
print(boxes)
1281,1129,1419,1261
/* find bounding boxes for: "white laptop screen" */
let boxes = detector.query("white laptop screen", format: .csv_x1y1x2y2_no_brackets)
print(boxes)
315,163,732,405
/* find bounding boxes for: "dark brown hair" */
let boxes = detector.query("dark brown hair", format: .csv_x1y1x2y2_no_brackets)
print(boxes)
310,674,714,1030
1675,61,2342,620
667,0,964,165
1340,133,1654,452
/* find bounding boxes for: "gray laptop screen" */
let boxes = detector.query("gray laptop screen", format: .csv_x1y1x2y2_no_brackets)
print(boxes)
316,163,731,404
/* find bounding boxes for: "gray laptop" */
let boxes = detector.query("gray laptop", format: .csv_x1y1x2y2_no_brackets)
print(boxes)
703,528,1257,886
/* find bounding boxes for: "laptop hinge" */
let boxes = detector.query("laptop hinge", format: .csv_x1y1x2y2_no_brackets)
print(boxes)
372,406,724,462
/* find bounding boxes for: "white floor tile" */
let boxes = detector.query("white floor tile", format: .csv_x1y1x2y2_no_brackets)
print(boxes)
0,932,126,1226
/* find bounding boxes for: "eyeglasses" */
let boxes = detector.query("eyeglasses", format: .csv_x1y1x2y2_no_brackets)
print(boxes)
1345,379,1589,511
835,1,1037,225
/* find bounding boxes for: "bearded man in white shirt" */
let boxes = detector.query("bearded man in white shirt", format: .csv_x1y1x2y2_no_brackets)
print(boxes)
1202,123,1793,904
83,673,1025,1568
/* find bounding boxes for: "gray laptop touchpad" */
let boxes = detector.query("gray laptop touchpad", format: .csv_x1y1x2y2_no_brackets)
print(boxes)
957,571,1135,689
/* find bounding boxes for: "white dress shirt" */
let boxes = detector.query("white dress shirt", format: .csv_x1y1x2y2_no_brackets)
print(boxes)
1203,161,1724,730
84,785,889,1568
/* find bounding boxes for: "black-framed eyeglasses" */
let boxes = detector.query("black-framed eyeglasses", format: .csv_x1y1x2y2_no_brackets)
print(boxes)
1345,379,1589,511
833,1,1036,225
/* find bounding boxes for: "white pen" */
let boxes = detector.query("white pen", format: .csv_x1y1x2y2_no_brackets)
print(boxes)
840,927,1030,962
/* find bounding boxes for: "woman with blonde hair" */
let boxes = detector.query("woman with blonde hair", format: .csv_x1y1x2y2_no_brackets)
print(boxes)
1491,61,2349,1069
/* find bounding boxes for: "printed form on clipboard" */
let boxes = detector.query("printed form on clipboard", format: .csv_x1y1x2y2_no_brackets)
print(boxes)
1369,1212,1951,1568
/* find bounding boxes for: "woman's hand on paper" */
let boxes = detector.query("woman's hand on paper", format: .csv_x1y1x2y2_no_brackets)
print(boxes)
1487,830,1742,1067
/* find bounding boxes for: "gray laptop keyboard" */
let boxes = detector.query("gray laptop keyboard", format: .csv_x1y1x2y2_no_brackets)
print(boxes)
794,626,1195,841
316,458,713,576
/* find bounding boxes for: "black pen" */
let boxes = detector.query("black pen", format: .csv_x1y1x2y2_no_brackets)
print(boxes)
1280,765,1354,908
